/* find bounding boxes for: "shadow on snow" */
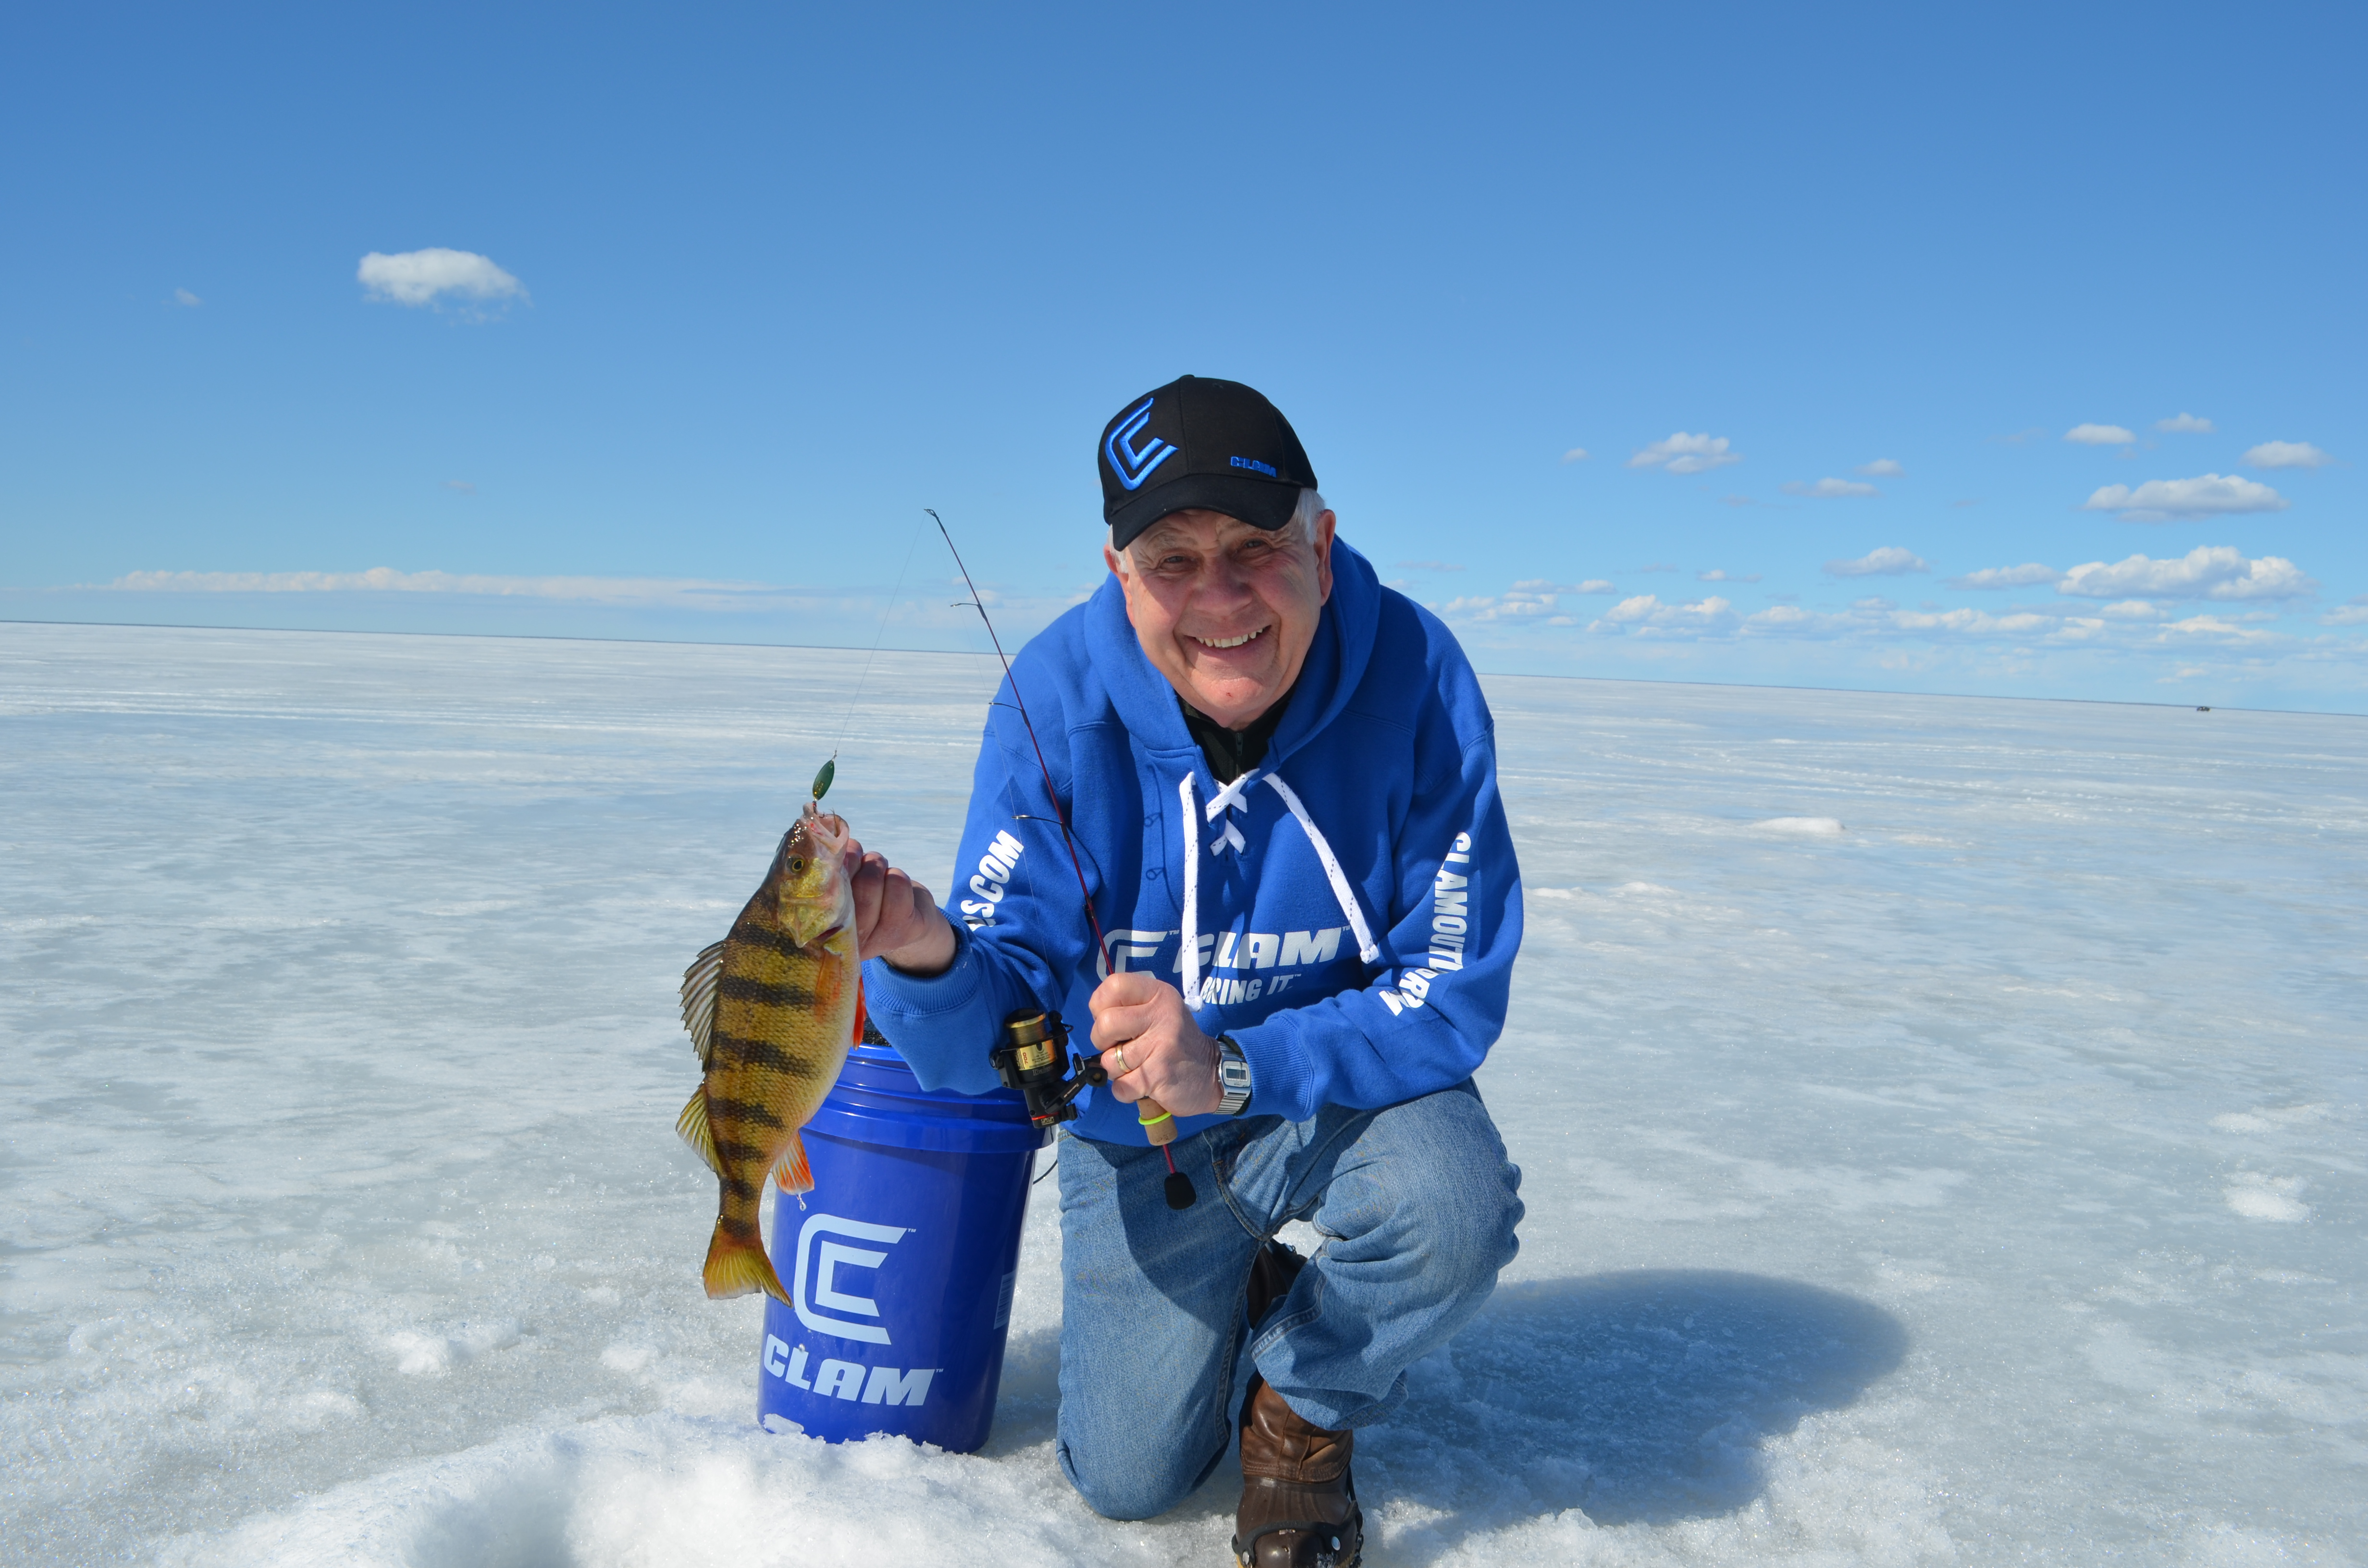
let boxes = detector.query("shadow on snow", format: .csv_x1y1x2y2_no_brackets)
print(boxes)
1362,1269,1908,1546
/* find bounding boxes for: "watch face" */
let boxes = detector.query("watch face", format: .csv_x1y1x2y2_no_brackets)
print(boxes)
1220,1059,1252,1090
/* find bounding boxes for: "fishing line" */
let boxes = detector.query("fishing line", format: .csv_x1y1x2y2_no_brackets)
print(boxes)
821,511,928,786
927,508,1190,1195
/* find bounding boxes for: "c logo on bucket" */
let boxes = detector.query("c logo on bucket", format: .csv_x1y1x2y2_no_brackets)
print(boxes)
793,1213,909,1344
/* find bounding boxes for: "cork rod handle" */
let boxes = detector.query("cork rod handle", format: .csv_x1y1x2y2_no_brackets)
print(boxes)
1136,1096,1178,1146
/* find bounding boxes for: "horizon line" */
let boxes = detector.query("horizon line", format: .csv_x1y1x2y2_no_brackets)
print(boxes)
2,614,2359,723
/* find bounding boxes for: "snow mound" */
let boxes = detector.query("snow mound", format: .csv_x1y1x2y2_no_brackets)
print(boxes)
1751,816,1844,836
2223,1173,2311,1223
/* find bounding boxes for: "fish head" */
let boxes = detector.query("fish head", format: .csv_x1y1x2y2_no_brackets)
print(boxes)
775,802,854,950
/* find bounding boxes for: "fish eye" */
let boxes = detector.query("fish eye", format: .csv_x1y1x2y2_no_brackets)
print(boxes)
788,856,806,873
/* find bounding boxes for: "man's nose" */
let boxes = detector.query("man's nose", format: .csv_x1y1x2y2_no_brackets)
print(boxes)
1194,554,1255,600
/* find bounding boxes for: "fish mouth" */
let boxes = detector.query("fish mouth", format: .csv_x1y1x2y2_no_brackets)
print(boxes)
799,803,852,858
1189,625,1270,651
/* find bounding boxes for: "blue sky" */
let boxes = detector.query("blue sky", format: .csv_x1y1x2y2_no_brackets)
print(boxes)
3,2,2362,709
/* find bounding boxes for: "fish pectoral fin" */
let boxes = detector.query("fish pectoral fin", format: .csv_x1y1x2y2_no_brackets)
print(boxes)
680,939,726,1066
851,980,867,1048
675,1090,723,1175
773,1131,814,1196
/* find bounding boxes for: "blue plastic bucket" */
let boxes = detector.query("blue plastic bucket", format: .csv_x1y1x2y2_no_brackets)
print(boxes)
756,1040,1040,1452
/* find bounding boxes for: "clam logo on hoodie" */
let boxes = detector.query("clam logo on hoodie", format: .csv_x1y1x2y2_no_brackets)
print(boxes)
762,1213,938,1407
1104,924,1352,1004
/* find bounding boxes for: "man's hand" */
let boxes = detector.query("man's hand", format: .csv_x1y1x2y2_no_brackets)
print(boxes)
843,838,956,975
1088,971,1222,1117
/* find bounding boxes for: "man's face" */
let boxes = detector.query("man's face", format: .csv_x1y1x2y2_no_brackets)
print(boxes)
1105,506,1336,730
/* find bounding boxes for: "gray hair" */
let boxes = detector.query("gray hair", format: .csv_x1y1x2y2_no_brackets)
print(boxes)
1115,488,1328,571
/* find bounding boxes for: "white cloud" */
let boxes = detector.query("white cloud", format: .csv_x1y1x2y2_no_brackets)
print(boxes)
2160,613,2282,644
172,288,202,307
108,567,777,609
2082,473,2287,522
1782,477,1880,498
1887,607,2060,636
1825,547,1928,577
1949,563,2057,589
1627,432,1740,475
442,480,476,494
1479,578,1605,594
1748,605,1816,630
1852,597,1896,612
2321,600,2368,627
358,248,527,309
1696,569,1762,583
2057,546,2315,602
1561,448,1590,463
1441,587,1561,621
2065,423,2137,446
2155,413,2214,434
2242,440,2333,470
1856,459,1904,477
1591,594,1738,636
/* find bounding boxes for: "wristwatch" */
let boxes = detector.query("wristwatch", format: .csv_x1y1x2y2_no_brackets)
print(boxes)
1215,1034,1254,1116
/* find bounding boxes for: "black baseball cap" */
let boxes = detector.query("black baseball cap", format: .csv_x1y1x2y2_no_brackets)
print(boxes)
1098,375,1318,550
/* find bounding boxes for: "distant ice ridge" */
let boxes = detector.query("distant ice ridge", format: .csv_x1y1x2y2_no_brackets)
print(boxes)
4,623,2362,1565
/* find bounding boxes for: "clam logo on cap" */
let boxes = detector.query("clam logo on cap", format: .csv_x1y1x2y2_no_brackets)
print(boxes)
1104,396,1178,491
794,1213,909,1343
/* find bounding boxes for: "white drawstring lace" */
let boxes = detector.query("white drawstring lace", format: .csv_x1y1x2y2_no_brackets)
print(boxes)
1177,767,1381,1008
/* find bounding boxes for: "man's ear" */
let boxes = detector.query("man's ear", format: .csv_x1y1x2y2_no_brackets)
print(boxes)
1104,541,1126,578
1313,511,1337,603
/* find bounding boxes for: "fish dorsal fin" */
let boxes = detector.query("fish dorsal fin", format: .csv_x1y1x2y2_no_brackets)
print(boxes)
680,939,727,1066
676,1088,723,1175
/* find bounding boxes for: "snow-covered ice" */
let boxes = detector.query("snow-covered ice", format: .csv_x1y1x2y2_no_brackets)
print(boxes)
3,622,2362,1566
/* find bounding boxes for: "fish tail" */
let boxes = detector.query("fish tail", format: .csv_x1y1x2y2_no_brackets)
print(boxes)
703,1222,789,1304
773,1130,814,1195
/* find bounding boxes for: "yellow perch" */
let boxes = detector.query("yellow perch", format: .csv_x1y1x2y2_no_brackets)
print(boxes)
677,802,864,1303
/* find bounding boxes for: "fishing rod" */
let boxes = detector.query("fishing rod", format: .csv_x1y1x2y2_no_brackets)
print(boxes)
928,509,1196,1211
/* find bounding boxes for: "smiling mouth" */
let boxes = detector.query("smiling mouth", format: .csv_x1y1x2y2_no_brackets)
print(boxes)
1191,625,1269,651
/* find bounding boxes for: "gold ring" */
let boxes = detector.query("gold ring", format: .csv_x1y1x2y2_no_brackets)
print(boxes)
1110,1045,1128,1075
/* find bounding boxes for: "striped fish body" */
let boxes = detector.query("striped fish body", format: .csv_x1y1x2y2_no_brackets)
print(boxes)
677,804,863,1303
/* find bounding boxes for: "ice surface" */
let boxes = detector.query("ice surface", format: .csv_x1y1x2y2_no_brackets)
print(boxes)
3,623,2362,1566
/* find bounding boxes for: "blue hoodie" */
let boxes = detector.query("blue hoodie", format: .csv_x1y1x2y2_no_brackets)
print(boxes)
863,539,1522,1145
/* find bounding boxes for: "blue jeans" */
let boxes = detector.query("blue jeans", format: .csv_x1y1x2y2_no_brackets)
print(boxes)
1053,1080,1523,1521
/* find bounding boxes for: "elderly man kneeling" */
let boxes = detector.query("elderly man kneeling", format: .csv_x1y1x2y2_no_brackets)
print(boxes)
846,374,1524,1568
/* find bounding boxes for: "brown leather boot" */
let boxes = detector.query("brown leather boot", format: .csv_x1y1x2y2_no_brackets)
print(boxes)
1233,1380,1362,1568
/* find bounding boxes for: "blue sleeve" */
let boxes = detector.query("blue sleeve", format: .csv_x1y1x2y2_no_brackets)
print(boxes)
1222,729,1522,1122
861,675,1102,1095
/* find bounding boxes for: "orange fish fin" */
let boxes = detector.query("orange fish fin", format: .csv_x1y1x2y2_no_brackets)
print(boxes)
675,1090,723,1175
773,1130,815,1196
702,1223,789,1303
852,980,868,1047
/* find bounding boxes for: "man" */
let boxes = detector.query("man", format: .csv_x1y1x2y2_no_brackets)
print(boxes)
846,374,1523,1568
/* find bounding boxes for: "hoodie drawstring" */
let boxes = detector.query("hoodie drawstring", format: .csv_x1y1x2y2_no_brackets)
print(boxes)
1177,768,1381,1008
